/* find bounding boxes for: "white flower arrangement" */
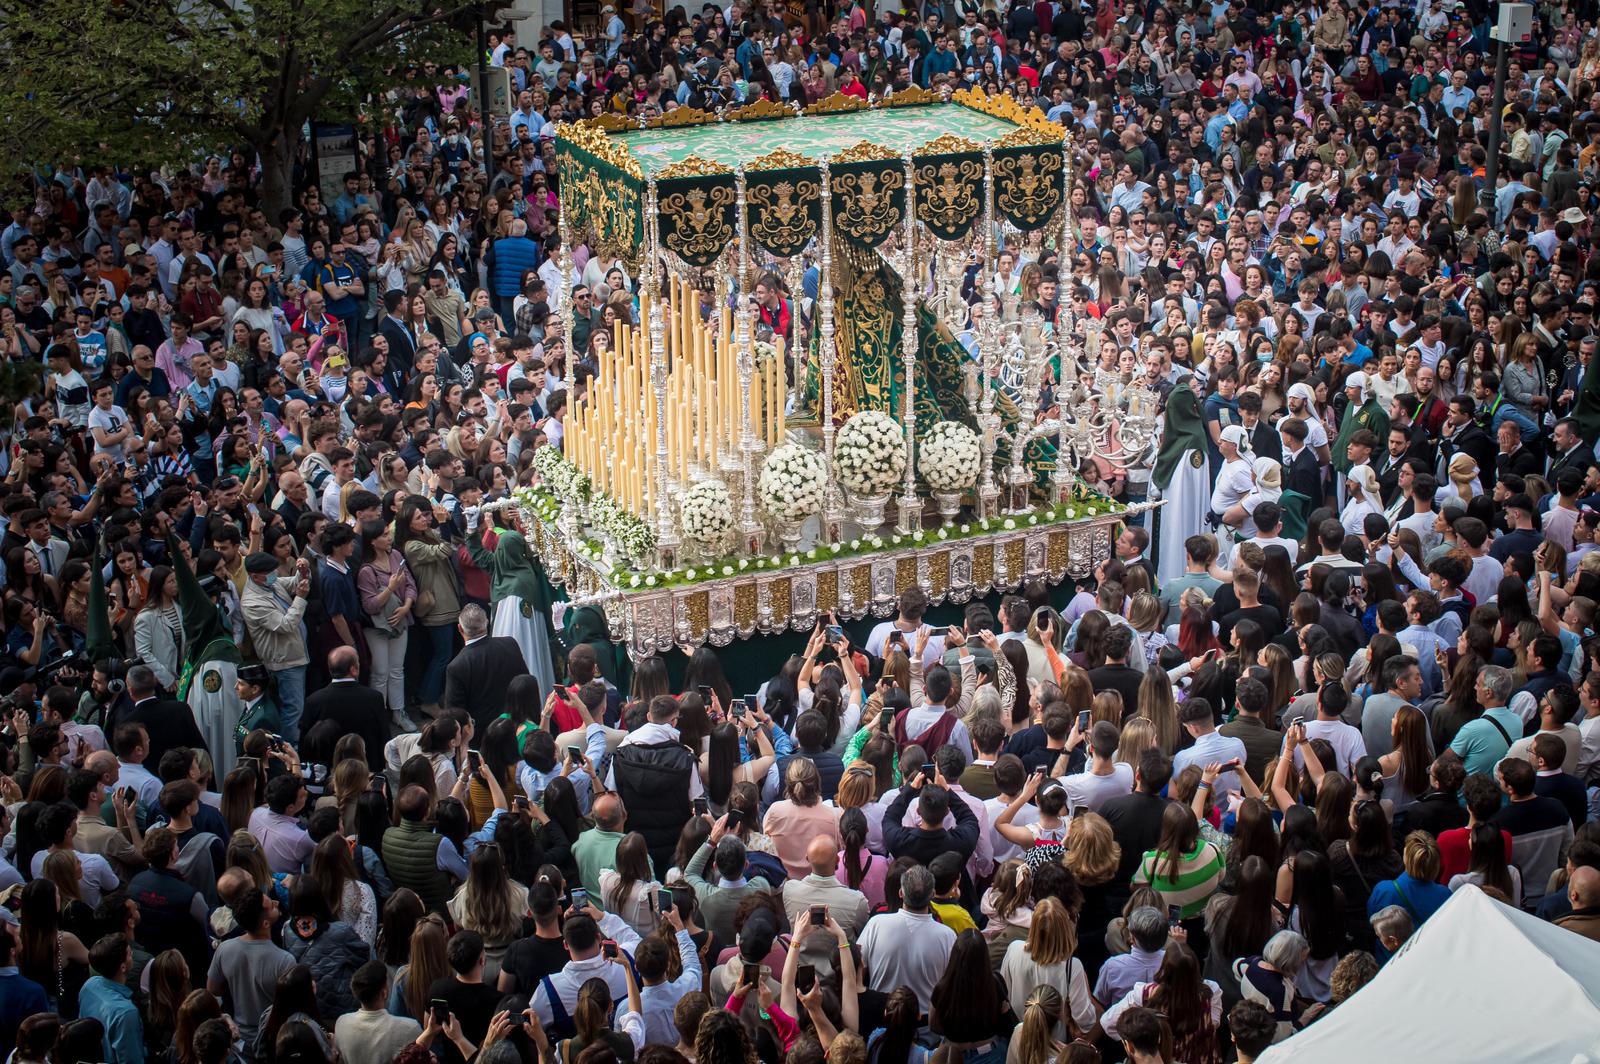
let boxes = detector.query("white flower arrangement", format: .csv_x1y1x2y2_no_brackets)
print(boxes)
835,411,906,496
758,444,828,520
588,493,656,563
532,444,591,505
680,480,735,547
917,421,982,492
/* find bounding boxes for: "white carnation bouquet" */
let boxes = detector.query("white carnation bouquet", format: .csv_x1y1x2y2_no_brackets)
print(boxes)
758,444,827,520
835,410,906,497
917,421,982,491
679,480,735,547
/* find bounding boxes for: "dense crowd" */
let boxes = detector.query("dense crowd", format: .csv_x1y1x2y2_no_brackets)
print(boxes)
4,0,1600,1062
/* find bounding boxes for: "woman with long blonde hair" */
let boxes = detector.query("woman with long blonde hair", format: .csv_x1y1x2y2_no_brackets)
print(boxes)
1116,717,1159,765
1136,666,1181,754
998,897,1095,1034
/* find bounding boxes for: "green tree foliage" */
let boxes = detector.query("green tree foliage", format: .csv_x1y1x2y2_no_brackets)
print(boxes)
0,0,479,212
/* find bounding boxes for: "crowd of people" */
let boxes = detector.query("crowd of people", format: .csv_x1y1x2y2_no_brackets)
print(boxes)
4,0,1600,1062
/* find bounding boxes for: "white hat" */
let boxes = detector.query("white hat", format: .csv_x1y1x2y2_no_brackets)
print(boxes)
1561,207,1588,225
1345,371,1368,392
1287,382,1317,404
1221,425,1253,453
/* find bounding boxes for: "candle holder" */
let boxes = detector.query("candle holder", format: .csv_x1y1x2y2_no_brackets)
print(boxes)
818,156,847,546
896,151,921,536
976,148,1003,522
734,169,765,552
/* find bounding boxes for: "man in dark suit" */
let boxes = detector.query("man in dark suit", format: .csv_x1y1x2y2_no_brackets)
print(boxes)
1549,418,1590,487
1279,416,1322,504
1238,391,1281,466
1438,395,1496,494
111,663,209,769
376,290,418,376
1495,420,1542,480
444,603,529,732
300,646,389,770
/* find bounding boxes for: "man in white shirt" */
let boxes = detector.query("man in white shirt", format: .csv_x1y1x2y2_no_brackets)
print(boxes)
1227,500,1298,569
1061,721,1135,812
529,907,645,1026
86,380,135,464
984,757,1039,864
1171,698,1249,803
865,586,945,668
1293,684,1367,774
318,447,357,520
856,865,954,1012
1211,424,1255,525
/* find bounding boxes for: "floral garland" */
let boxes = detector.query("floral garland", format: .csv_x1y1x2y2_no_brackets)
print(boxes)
835,410,906,496
680,480,736,547
758,443,828,520
917,421,982,492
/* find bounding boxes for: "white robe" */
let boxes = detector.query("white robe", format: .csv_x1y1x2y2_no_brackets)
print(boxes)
492,595,557,700
1155,449,1211,585
188,657,241,783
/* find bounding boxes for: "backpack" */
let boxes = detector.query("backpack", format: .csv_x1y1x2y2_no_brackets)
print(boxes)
743,849,788,888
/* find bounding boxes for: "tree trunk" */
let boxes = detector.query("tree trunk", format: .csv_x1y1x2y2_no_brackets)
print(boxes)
258,129,300,220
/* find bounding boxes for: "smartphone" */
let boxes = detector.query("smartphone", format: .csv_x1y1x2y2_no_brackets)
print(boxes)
697,684,713,703
570,887,588,910
602,940,620,959
888,631,906,647
566,745,582,764
796,963,817,994
120,786,137,805
1077,709,1091,732
693,797,709,816
513,795,530,811
742,961,762,986
826,624,845,642
469,751,482,774
878,707,894,731
430,998,451,1026
919,762,936,781
810,905,827,927
745,695,760,713
731,698,748,719
656,888,674,912
726,808,745,829
368,775,388,794
1168,905,1182,927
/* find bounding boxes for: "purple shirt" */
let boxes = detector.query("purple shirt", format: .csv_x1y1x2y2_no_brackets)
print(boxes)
1094,946,1165,1007
248,806,313,873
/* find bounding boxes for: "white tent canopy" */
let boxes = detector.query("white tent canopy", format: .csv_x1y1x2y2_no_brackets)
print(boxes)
1258,886,1600,1064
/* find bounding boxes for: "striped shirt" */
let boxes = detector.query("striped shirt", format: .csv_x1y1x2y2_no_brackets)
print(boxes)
1132,840,1224,919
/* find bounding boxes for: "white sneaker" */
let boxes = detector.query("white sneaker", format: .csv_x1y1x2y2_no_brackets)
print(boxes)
392,709,420,733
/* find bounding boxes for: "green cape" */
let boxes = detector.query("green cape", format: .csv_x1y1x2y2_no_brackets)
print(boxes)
1153,377,1209,490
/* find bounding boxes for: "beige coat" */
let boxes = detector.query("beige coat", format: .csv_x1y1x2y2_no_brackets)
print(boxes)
240,579,310,670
